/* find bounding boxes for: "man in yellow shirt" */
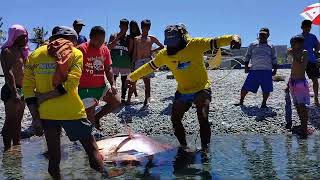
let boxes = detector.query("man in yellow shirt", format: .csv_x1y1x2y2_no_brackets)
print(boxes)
23,26,103,179
127,24,241,152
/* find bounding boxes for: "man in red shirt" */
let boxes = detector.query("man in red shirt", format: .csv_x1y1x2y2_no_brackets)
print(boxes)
78,26,120,130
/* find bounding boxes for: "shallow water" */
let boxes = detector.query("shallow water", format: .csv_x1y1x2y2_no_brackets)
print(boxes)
0,133,320,180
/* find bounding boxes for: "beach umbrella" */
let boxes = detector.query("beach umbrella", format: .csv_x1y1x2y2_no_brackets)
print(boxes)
300,3,320,25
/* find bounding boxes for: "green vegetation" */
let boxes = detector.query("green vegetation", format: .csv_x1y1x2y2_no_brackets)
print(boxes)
29,27,48,48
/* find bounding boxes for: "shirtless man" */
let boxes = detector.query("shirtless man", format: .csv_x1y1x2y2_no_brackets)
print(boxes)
0,24,29,151
128,19,164,106
287,35,310,138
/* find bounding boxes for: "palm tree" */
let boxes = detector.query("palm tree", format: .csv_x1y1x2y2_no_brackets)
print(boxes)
29,27,48,48
0,17,6,47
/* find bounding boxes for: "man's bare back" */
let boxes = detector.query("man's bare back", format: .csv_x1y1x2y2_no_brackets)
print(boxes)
290,49,308,80
1,47,25,87
134,35,164,61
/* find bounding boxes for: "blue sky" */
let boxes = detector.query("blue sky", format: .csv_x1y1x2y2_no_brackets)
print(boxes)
1,0,319,48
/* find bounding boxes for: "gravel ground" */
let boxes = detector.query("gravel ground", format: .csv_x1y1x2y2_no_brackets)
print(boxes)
0,69,319,139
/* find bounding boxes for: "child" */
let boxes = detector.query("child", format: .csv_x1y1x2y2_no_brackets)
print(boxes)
78,26,121,130
287,35,310,138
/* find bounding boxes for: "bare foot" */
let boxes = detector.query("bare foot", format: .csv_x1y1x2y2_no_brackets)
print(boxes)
143,98,150,106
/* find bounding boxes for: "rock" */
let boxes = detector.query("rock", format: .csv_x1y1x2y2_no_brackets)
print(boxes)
273,75,286,82
166,75,175,79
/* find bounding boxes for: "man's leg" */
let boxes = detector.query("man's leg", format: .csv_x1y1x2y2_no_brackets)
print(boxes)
296,104,309,138
260,71,273,108
261,93,270,108
114,75,118,84
95,89,121,123
311,78,319,106
121,76,128,103
85,105,98,128
143,77,151,106
43,122,62,179
194,90,211,150
235,89,249,106
134,87,138,97
171,100,190,147
12,100,25,145
235,71,258,106
127,82,136,103
79,135,104,172
2,100,17,151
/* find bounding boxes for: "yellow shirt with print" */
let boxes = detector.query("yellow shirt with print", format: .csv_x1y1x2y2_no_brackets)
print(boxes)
130,36,235,94
23,45,87,120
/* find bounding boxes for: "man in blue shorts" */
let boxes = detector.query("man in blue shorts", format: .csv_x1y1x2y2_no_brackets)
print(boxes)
235,28,277,108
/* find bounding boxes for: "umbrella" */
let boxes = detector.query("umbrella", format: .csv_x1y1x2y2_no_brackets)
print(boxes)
300,3,320,25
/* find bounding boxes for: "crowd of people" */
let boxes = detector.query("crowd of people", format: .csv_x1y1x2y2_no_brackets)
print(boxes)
0,18,318,179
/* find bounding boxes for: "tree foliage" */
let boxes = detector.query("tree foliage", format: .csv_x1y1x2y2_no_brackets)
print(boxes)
29,27,48,48
0,17,6,47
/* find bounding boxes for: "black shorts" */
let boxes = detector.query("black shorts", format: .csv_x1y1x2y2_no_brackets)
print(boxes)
174,88,212,107
1,84,23,103
306,62,320,79
42,119,93,141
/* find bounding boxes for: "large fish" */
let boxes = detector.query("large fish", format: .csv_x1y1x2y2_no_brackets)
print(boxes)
97,134,173,164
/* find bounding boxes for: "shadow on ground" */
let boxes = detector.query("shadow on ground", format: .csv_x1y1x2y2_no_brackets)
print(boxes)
117,105,152,123
240,106,277,122
160,103,173,116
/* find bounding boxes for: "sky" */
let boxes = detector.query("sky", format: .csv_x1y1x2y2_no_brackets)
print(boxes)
1,0,319,48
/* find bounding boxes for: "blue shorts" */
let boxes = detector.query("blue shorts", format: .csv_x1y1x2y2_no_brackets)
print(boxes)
242,70,273,93
42,119,93,141
174,88,212,105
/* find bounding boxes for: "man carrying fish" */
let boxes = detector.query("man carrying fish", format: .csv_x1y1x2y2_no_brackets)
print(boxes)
23,26,104,179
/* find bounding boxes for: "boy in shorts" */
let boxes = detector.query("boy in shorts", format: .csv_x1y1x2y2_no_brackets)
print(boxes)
78,26,120,130
287,35,310,138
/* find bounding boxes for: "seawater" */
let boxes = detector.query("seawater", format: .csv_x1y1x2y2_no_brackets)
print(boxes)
0,134,319,179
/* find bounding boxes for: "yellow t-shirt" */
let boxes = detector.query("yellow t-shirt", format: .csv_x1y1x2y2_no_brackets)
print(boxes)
23,45,87,120
130,36,234,94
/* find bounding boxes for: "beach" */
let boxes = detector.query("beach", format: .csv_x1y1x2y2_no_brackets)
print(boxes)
1,69,318,140
1,69,320,179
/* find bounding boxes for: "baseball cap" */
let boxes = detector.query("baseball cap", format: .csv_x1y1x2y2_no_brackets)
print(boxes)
259,28,270,34
164,25,183,47
50,26,78,40
73,19,85,26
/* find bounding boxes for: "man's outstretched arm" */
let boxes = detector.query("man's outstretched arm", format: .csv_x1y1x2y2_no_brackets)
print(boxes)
127,55,165,86
212,35,241,49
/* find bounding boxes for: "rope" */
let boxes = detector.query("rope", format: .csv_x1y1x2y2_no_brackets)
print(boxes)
213,59,244,83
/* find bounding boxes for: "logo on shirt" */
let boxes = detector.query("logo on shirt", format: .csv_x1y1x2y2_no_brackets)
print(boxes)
34,63,56,74
85,56,105,76
93,59,103,71
177,61,191,70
